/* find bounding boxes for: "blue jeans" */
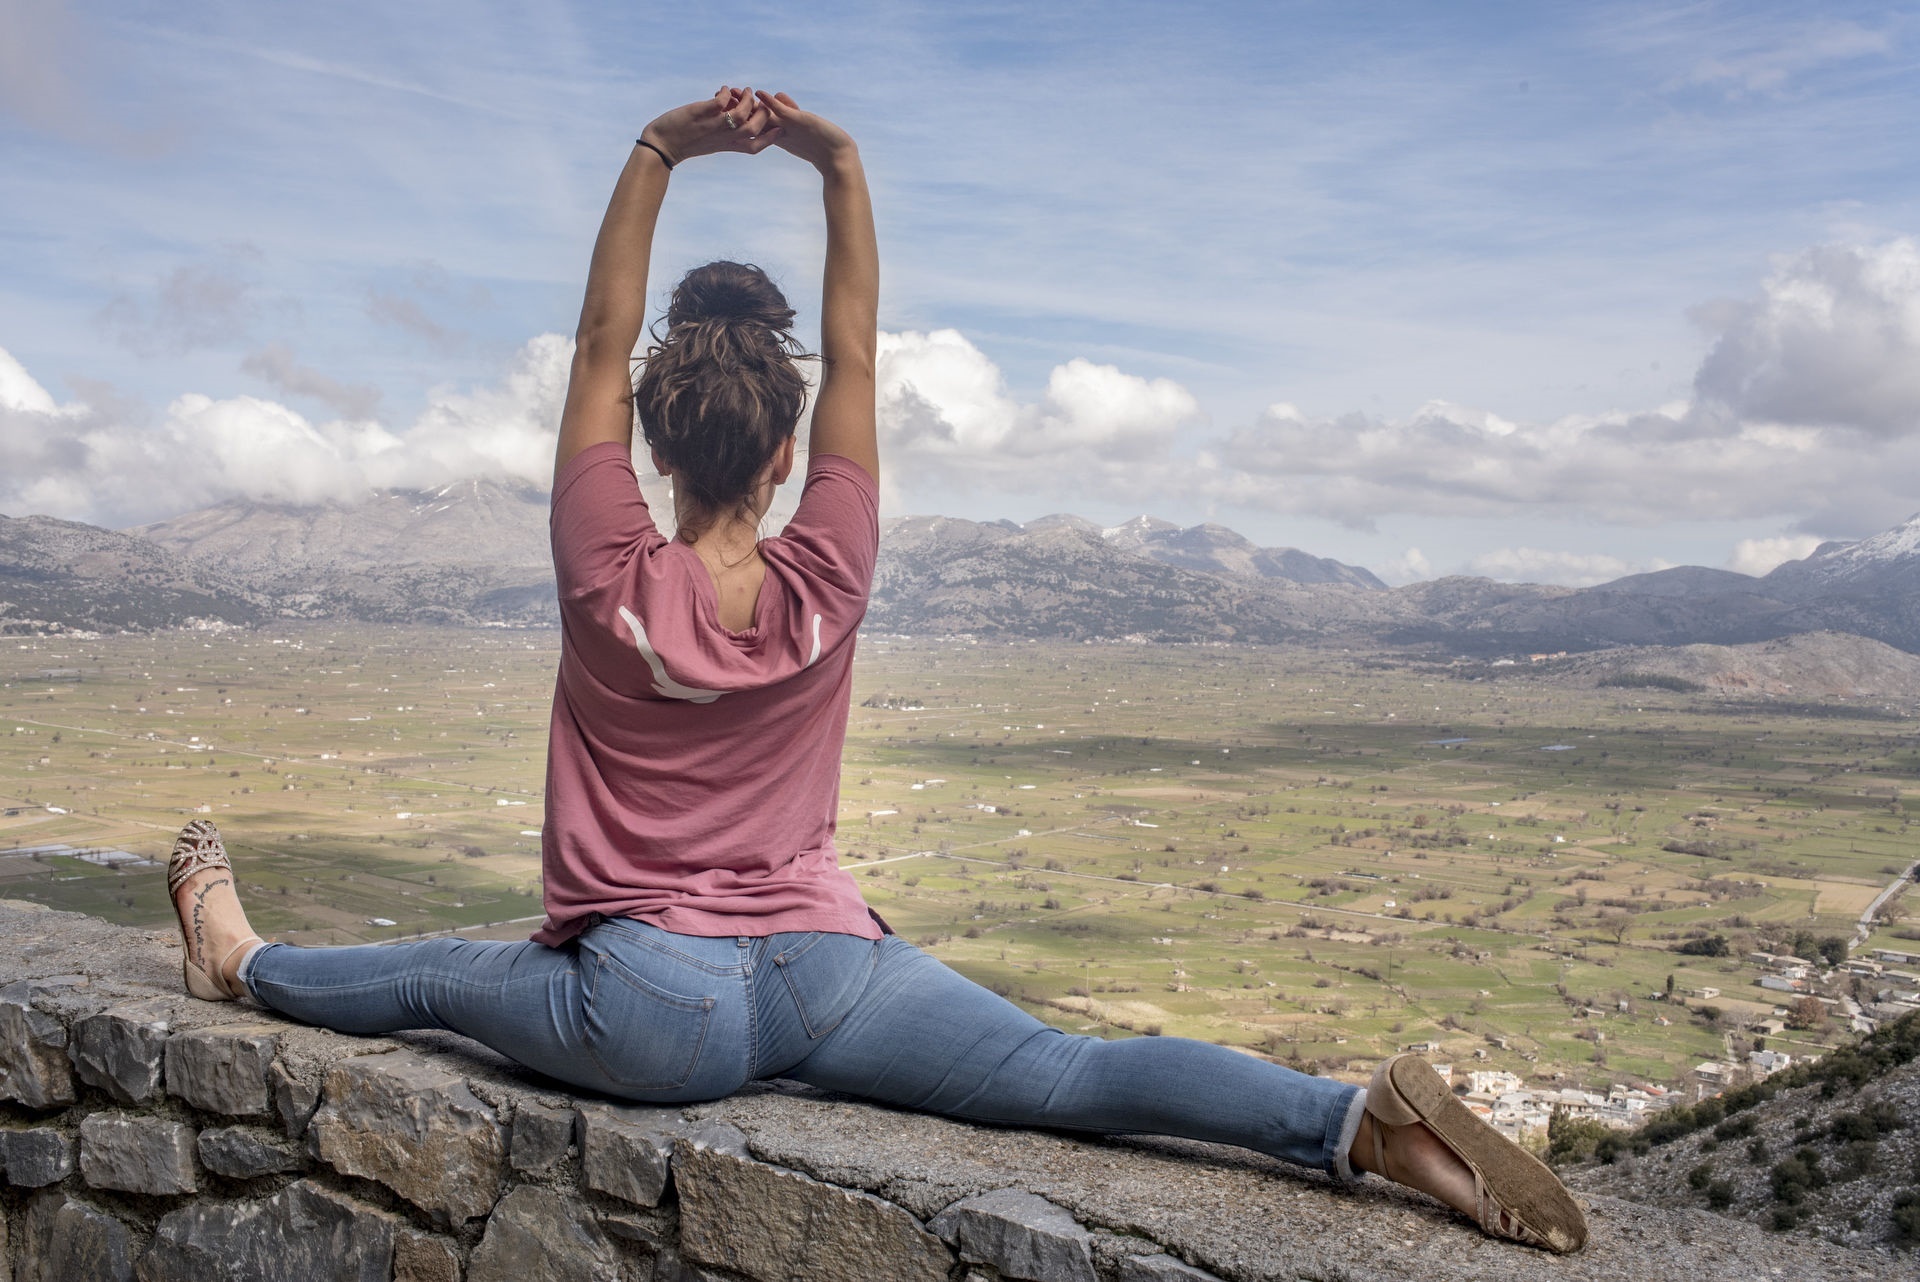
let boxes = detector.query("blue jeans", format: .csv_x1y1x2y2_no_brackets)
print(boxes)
241,919,1365,1179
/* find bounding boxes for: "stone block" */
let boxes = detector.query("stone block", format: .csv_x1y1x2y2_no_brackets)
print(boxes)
79,1111,197,1195
68,999,170,1104
577,1101,686,1207
307,1048,507,1222
468,1185,621,1282
17,1190,135,1282
676,1143,951,1282
394,1228,463,1282
163,1022,279,1116
1118,1254,1225,1281
930,1189,1097,1282
268,1059,320,1136
0,1126,76,1187
197,1124,304,1179
510,1099,575,1173
142,1179,397,1282
0,981,76,1108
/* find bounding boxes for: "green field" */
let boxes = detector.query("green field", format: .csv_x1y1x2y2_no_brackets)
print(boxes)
4,627,1915,1094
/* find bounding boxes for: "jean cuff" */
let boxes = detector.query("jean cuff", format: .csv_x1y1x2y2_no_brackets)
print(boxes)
235,940,277,1004
1328,1085,1368,1184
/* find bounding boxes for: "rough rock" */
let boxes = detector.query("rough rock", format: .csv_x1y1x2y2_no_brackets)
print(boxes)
577,1101,689,1207
68,998,170,1104
141,1180,398,1282
1117,1253,1225,1281
196,1125,304,1179
676,1143,952,1282
930,1188,1098,1282
0,1125,76,1187
307,1048,507,1222
16,1190,135,1282
267,1059,319,1136
509,1099,574,1173
164,1022,279,1116
0,981,76,1108
393,1228,463,1282
79,1111,197,1195
649,1247,736,1282
467,1185,623,1282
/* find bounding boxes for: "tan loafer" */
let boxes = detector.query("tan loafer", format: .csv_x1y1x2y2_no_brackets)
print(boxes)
1369,1053,1589,1253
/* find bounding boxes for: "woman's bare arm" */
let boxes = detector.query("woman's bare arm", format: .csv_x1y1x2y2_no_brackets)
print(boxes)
757,92,879,483
553,88,784,483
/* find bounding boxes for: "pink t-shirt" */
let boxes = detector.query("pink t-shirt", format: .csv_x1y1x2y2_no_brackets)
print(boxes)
531,441,883,946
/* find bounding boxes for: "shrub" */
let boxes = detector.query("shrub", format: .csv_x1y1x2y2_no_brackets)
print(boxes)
1706,1180,1735,1210
1686,1162,1715,1190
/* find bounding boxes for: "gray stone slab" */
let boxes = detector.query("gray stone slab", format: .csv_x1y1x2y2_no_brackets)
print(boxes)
510,1098,575,1173
68,998,170,1104
577,1101,688,1207
0,1125,76,1187
268,1059,319,1136
0,981,76,1108
676,1142,952,1282
930,1188,1097,1282
468,1185,622,1282
307,1047,507,1222
141,1179,397,1282
16,1190,135,1282
196,1124,304,1179
164,1022,279,1116
1117,1253,1225,1281
393,1228,463,1282
79,1111,197,1195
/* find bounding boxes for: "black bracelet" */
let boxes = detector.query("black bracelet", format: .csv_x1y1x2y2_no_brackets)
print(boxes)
635,138,675,171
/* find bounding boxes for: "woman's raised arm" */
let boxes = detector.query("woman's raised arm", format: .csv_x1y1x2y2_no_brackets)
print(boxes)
553,87,785,482
757,92,879,483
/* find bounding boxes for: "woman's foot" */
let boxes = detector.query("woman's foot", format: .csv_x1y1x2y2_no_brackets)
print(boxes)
1351,1112,1479,1214
168,820,263,1001
1353,1054,1589,1252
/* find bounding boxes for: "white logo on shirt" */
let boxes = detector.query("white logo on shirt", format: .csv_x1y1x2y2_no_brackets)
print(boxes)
806,613,823,667
617,606,726,703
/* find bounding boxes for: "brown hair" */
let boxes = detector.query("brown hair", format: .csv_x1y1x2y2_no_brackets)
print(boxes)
633,261,812,536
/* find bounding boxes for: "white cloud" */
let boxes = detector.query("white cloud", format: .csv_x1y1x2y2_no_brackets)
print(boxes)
1465,547,1669,588
1375,547,1432,586
1726,534,1824,577
875,328,1199,504
1692,239,1920,438
0,335,570,527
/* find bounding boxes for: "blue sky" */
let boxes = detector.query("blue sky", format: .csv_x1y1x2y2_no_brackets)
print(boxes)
4,1,1920,584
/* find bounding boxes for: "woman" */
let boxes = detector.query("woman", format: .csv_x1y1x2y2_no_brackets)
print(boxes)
167,87,1587,1254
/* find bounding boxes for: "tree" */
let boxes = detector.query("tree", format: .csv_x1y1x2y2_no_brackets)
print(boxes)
1785,995,1828,1031
1677,934,1729,957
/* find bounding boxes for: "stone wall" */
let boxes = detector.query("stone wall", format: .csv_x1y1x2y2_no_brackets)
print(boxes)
0,903,1904,1282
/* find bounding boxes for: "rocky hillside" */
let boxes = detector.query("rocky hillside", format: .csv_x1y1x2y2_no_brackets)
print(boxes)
0,513,258,634
135,480,558,626
1561,632,1920,701
1564,1012,1920,1255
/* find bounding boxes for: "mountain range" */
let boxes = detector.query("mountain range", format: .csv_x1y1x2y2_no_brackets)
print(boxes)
4,480,1919,664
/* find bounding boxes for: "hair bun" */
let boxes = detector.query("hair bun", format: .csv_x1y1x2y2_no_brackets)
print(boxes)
666,260,796,333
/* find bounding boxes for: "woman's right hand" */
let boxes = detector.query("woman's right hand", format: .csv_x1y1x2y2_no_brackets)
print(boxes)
754,91,857,171
642,86,783,166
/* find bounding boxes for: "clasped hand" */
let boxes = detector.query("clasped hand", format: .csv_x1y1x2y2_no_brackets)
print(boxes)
642,86,855,171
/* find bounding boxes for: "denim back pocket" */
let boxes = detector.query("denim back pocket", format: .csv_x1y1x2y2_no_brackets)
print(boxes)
775,932,879,1040
578,934,717,1092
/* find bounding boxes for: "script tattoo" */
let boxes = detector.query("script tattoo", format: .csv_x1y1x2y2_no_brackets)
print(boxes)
189,876,231,971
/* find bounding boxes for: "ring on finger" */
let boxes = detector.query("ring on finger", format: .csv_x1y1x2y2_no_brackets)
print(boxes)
723,112,739,129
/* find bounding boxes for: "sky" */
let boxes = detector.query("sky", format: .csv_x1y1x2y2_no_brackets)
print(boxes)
4,1,1920,586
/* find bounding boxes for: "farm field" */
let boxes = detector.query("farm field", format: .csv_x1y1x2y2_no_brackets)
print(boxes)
3,626,1916,1095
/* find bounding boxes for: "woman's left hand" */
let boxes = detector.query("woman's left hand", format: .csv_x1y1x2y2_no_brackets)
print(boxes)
641,86,785,165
